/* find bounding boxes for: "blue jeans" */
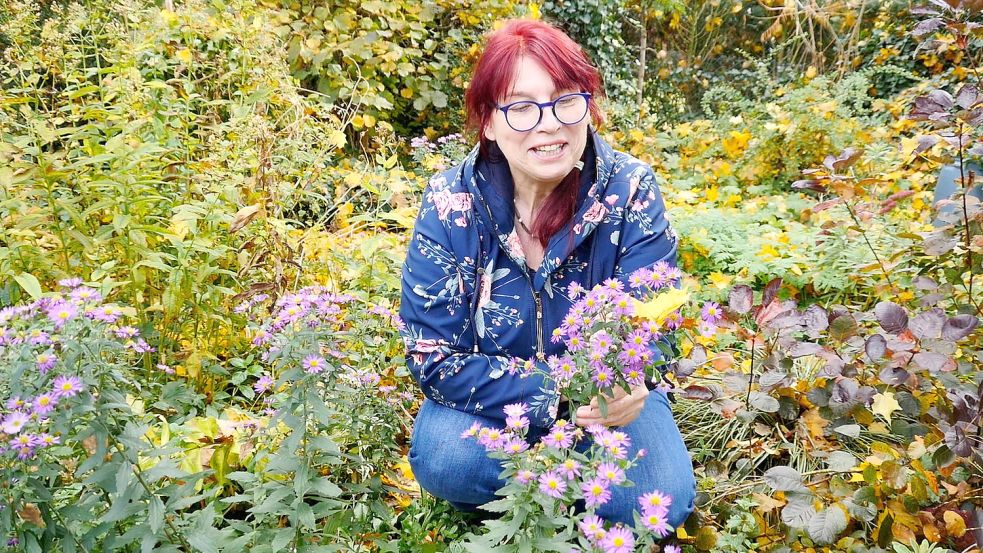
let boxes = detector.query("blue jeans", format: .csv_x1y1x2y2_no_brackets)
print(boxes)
408,391,696,528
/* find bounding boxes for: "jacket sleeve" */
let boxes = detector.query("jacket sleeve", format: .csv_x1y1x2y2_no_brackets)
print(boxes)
399,182,556,426
614,165,678,279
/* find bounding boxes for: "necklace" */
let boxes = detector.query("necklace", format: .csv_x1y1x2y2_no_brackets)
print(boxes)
513,198,533,234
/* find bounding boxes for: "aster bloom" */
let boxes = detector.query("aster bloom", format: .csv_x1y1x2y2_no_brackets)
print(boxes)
254,375,274,394
36,352,57,373
663,546,681,553
69,286,102,304
27,329,51,346
302,355,326,374
58,277,83,288
578,514,607,543
537,470,567,499
640,508,672,537
88,304,122,323
114,326,140,339
502,436,529,454
1,412,30,434
250,329,271,346
52,375,84,399
701,301,722,323
505,415,529,431
157,363,176,375
46,301,78,328
558,458,581,480
567,281,586,298
596,462,626,485
580,477,612,508
628,268,650,289
478,427,507,450
516,469,536,484
639,490,672,511
600,526,635,553
591,366,614,388
542,427,573,449
36,433,59,447
32,393,57,415
6,397,26,410
503,402,528,418
590,331,613,353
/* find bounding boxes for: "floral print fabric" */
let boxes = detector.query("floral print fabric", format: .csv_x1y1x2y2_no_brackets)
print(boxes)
399,132,678,427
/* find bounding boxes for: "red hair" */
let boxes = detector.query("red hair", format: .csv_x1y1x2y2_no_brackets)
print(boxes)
465,19,605,247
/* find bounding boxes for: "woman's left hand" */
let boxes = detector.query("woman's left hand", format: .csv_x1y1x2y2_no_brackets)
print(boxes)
574,383,649,427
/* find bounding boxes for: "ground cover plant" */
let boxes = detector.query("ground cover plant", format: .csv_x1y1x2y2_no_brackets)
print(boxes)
0,0,981,551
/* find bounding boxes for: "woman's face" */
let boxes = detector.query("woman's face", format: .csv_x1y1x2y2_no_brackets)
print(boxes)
483,56,590,192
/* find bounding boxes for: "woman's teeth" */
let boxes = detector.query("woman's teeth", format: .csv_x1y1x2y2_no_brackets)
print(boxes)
534,144,563,153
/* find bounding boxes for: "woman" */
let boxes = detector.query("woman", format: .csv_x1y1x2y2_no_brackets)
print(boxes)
398,19,695,528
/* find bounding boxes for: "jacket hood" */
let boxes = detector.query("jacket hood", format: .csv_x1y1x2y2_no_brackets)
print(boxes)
461,129,619,291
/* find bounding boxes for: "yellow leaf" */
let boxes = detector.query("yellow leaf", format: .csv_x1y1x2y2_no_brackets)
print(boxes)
328,129,347,149
943,510,967,537
706,185,719,202
176,48,192,64
528,2,541,19
707,272,732,290
633,288,690,324
871,392,901,423
757,243,780,259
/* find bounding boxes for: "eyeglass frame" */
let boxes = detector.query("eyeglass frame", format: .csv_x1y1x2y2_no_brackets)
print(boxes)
494,92,592,132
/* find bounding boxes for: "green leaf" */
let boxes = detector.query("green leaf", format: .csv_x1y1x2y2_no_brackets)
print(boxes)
763,465,807,492
14,272,42,299
149,496,165,534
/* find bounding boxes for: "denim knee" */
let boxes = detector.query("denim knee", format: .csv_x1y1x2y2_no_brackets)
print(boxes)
408,399,506,508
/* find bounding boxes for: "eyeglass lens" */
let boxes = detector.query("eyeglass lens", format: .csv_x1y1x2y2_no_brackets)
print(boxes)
506,94,588,132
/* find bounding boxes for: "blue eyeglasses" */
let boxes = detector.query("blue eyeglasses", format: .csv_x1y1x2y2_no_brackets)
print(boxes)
495,92,592,132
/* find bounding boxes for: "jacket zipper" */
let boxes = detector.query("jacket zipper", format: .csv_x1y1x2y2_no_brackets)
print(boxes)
482,198,545,362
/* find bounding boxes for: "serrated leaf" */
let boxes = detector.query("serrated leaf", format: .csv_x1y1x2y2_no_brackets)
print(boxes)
149,496,165,534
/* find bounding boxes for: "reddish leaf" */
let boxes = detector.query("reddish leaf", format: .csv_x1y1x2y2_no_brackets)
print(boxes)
942,314,979,341
728,285,753,314
875,301,909,334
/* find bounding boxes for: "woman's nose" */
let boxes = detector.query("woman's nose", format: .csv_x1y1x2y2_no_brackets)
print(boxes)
536,106,562,132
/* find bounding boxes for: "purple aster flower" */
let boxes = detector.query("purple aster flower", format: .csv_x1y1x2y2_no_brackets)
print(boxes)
578,514,607,543
622,367,646,388
36,433,59,448
506,415,529,431
32,393,57,415
599,525,634,553
503,402,528,418
592,366,614,388
701,301,722,323
10,433,39,450
628,268,650,289
6,397,26,410
663,310,683,330
477,426,507,450
254,375,274,394
129,338,155,353
664,545,681,553
537,470,566,499
502,436,529,455
302,355,326,374
515,469,536,484
558,458,581,480
114,326,140,339
58,277,83,288
0,327,10,346
1,412,30,435
567,281,586,298
157,363,175,375
26,329,51,346
87,304,122,323
590,331,613,353
640,508,672,537
596,462,625,485
250,329,271,346
46,301,78,328
52,375,84,399
69,286,102,304
36,352,57,373
580,477,611,508
639,490,672,512
14,445,35,460
542,426,572,449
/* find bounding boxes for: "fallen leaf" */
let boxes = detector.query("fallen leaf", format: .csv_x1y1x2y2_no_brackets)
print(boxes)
943,510,968,538
871,392,901,422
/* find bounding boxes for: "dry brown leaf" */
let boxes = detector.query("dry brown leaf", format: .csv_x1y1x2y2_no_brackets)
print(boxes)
18,504,44,528
752,492,785,514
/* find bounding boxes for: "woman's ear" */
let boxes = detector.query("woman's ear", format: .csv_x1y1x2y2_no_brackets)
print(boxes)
483,121,496,143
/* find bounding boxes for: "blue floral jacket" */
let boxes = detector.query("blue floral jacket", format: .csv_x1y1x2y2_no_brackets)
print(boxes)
399,131,678,427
